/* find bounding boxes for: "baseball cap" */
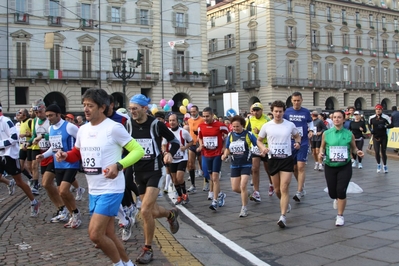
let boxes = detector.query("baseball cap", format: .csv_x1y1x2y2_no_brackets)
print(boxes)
345,111,350,115
354,111,360,115
65,114,75,120
251,102,263,110
375,104,383,109
311,110,318,116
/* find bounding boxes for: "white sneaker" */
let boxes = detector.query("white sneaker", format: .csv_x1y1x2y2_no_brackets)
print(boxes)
287,204,291,213
136,198,142,209
7,179,16,196
277,215,286,228
358,163,363,169
335,215,344,226
351,160,357,168
75,187,85,201
318,163,324,171
207,191,214,200
202,182,210,191
377,164,382,173
333,199,338,210
239,207,248,217
187,185,197,193
314,162,319,170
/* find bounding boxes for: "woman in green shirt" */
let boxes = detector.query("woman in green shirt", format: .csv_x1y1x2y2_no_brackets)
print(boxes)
319,110,364,226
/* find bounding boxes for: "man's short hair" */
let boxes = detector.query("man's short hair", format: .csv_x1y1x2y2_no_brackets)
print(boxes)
202,107,213,114
82,88,110,115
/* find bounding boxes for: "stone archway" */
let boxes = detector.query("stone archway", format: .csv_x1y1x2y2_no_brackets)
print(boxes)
325,97,338,111
111,92,125,109
381,98,391,110
172,93,190,113
286,96,292,108
354,97,366,110
44,92,67,114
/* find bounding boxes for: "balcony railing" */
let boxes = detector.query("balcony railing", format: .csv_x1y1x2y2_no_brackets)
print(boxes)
243,80,261,90
107,72,159,84
370,49,377,57
48,16,62,26
357,48,363,55
342,46,349,54
311,43,319,51
14,13,29,24
271,77,399,91
287,40,296,48
175,27,187,36
80,18,94,28
327,45,335,52
169,73,210,84
249,41,257,51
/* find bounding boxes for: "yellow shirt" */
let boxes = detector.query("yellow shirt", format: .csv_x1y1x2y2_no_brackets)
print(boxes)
245,114,270,144
19,118,33,149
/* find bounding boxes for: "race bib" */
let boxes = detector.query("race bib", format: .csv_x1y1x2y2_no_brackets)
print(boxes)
269,143,289,159
329,146,348,162
49,135,63,152
38,139,51,150
137,138,154,160
173,149,184,160
251,145,261,155
80,146,102,175
203,136,218,150
229,140,245,154
19,137,27,145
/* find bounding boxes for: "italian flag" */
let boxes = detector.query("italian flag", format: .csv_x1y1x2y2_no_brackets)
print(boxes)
49,70,62,79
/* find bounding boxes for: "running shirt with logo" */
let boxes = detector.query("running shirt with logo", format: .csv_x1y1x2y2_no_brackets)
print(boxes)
198,121,229,157
258,119,299,160
31,117,52,166
48,119,80,169
283,107,312,145
19,118,32,148
245,114,270,155
225,130,257,168
0,115,20,159
163,127,192,163
368,113,391,139
188,116,204,145
323,127,353,167
76,118,132,195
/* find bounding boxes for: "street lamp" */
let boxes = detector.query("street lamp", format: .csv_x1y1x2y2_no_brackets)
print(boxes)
112,50,135,108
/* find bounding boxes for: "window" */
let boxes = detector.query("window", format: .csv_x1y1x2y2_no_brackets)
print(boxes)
327,63,334,81
394,41,399,53
16,0,26,13
140,9,149,25
111,7,120,23
288,59,297,80
343,34,349,47
225,66,234,89
250,2,256,16
356,12,360,25
15,87,28,105
175,12,184,27
313,62,319,79
356,65,364,82
312,30,318,46
209,38,217,52
370,37,375,49
342,10,346,24
211,16,215,27
327,32,333,45
82,3,91,19
394,0,398,9
50,44,60,70
343,65,349,81
383,67,389,83
310,4,315,18
227,11,231,22
82,45,92,78
396,68,399,81
382,16,386,30
327,7,331,22
176,51,185,72
249,62,257,81
287,26,294,41
225,34,234,48
210,69,218,86
288,0,292,14
50,0,59,17
383,39,388,52
395,19,398,30
112,48,121,60
16,42,27,77
370,66,376,82
369,14,374,28
356,36,362,48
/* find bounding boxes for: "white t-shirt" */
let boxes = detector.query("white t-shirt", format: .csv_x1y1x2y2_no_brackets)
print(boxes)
162,127,193,163
75,118,132,195
258,119,299,159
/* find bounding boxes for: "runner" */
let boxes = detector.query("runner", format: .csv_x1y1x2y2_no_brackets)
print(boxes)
257,100,301,228
310,111,327,171
128,94,181,264
18,108,34,182
197,107,229,211
163,113,193,205
245,102,272,202
221,115,257,217
283,92,314,202
349,111,367,169
319,110,364,226
56,88,143,266
0,102,40,217
369,104,392,173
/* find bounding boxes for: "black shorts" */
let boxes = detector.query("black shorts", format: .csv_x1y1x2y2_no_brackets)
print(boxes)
55,169,77,186
169,161,188,173
31,150,41,161
135,170,162,195
40,162,55,175
27,149,34,161
0,156,21,176
252,154,268,162
230,166,251,177
189,143,201,156
268,156,294,176
311,141,321,149
19,149,28,161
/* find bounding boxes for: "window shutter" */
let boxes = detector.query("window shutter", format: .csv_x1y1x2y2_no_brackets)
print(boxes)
185,51,190,72
254,62,258,80
215,39,218,51
225,66,228,80
285,26,289,40
145,49,150,73
209,40,212,52
56,45,60,70
294,27,297,40
367,37,370,49
224,35,228,49
27,0,32,13
341,65,343,81
232,34,235,47
76,3,81,18
185,13,189,28
107,6,112,22
92,4,97,20
317,30,320,44
325,63,328,80
50,48,54,69
286,60,289,78
121,8,126,22
296,61,299,78
334,64,337,80
215,69,218,85
22,43,27,70
172,12,176,27
173,50,178,71
44,0,49,16
149,10,153,25
61,1,65,17
136,9,140,24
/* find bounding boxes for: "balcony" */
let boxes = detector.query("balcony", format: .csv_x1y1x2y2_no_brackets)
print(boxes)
107,71,159,86
370,49,377,57
14,13,29,24
169,73,209,86
327,45,335,53
243,80,261,90
175,27,187,36
287,40,296,48
357,48,363,55
80,19,94,28
311,43,319,51
342,46,349,54
383,51,389,58
48,16,62,26
249,41,257,51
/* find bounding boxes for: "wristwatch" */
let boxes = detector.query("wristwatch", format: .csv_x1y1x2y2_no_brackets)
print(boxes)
116,162,123,171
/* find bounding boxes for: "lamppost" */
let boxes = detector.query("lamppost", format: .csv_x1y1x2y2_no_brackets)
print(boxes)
112,51,135,108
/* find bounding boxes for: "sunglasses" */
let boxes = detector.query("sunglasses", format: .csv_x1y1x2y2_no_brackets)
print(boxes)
32,106,44,111
252,108,261,111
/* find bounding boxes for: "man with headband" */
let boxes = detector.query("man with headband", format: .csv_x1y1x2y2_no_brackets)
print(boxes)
127,94,181,264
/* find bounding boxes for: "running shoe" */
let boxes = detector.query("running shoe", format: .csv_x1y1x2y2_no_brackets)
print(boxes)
383,165,388,173
239,207,248,217
187,185,197,193
50,210,60,223
64,217,73,228
182,193,189,204
8,179,16,196
209,200,218,211
218,192,226,207
318,163,324,171
377,164,382,173
219,171,222,179
69,186,77,193
136,199,142,209
358,163,363,169
129,205,139,225
293,191,302,202
122,217,134,241
207,191,214,200
167,208,179,234
333,199,338,210
314,162,319,170
287,204,291,213
51,207,68,223
30,201,41,217
202,182,210,191
175,196,183,205
250,191,261,202
268,185,274,196
335,215,344,226
70,211,82,229
75,187,85,201
277,215,286,228
351,159,357,168
136,247,154,264
31,186,39,195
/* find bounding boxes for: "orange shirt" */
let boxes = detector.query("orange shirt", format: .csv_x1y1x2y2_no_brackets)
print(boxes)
188,116,204,144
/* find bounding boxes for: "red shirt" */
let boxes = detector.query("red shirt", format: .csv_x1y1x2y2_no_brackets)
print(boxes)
198,121,229,157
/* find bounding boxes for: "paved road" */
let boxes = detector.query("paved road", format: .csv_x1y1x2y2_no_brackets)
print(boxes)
1,143,399,265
